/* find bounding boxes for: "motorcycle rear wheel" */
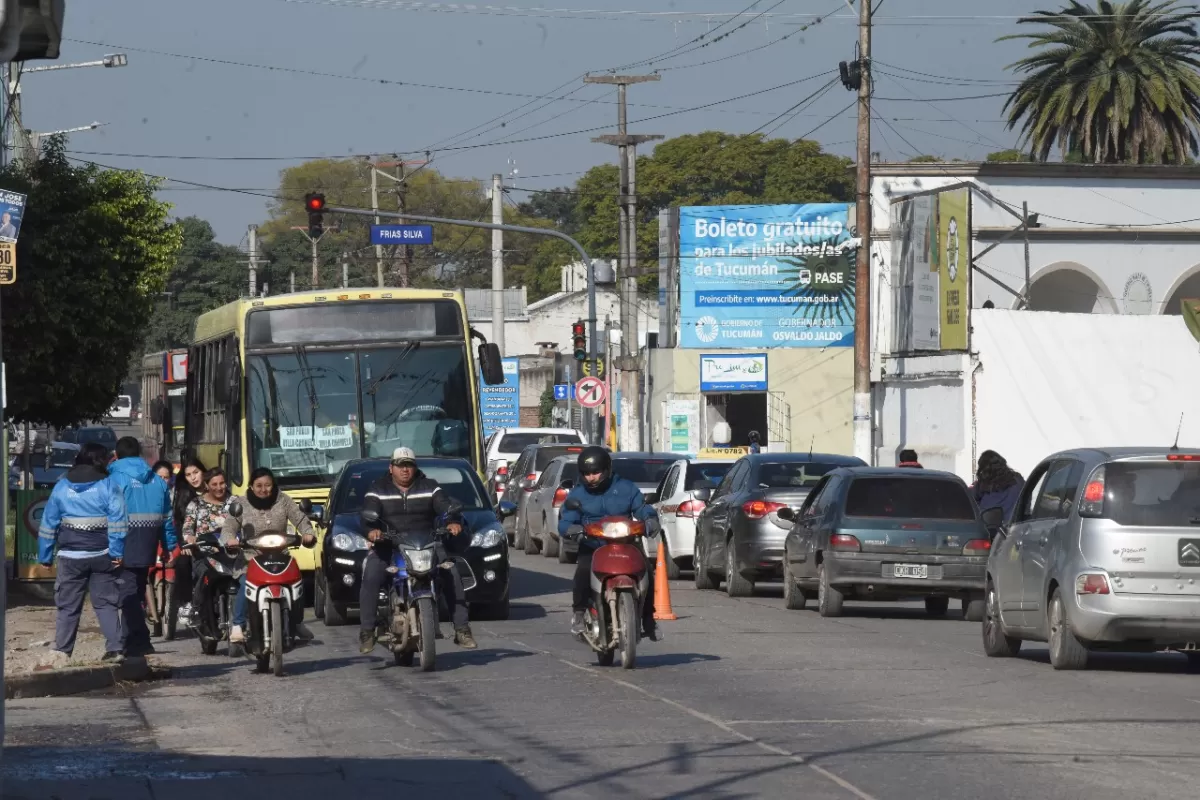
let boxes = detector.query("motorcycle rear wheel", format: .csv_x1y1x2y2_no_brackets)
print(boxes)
270,604,284,677
417,596,437,673
618,592,637,670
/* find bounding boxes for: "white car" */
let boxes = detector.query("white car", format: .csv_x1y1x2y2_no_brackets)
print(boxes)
650,457,736,579
485,427,587,502
107,395,133,420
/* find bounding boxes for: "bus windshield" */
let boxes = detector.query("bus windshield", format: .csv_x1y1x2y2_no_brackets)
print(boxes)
246,342,475,484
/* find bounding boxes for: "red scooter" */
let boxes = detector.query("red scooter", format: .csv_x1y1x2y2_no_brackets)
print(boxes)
563,499,657,670
146,543,179,640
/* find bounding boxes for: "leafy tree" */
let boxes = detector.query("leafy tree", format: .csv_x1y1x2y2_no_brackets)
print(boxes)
1000,0,1200,163
985,149,1034,162
1,139,181,426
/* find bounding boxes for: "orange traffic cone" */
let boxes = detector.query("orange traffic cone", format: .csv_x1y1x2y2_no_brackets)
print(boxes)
653,539,677,621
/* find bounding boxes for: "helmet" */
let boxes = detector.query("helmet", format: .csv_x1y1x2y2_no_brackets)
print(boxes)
577,446,612,489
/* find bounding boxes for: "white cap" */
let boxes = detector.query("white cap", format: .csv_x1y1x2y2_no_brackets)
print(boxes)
390,446,417,465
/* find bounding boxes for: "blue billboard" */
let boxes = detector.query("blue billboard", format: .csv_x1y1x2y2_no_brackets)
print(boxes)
479,357,520,440
678,203,856,349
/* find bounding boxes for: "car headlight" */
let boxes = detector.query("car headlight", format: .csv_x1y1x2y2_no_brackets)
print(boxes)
404,548,434,574
332,532,370,551
470,527,505,549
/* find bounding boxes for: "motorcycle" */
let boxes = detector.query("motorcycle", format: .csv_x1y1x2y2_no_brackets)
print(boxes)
180,530,240,656
360,506,473,672
563,498,658,670
145,543,179,640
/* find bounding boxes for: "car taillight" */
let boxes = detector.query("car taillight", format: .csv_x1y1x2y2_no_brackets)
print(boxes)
1078,465,1106,517
1168,453,1200,461
677,499,705,518
963,539,991,555
742,500,785,519
1076,573,1110,595
523,473,536,491
830,534,860,552
553,488,567,507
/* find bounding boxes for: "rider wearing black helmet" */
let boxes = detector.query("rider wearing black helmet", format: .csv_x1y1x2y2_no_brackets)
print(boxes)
557,446,661,641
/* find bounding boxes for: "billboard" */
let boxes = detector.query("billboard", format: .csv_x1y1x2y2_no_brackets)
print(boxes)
0,188,27,242
700,353,768,392
890,195,939,352
935,188,970,350
678,203,856,349
479,357,519,440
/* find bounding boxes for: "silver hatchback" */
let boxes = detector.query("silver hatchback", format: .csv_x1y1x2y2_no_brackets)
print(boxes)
983,447,1200,670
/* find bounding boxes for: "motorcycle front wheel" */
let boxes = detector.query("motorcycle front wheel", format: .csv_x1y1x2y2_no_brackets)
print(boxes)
417,596,437,673
270,603,284,677
618,592,637,670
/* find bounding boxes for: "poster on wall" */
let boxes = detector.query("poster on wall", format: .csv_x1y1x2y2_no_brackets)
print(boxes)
479,357,520,440
699,353,768,392
665,397,700,453
678,203,856,349
935,188,970,350
911,196,940,350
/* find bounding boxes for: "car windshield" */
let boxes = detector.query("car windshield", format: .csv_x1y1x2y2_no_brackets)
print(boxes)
754,462,840,489
685,463,733,491
47,447,76,469
498,432,581,453
247,342,475,486
80,429,116,447
1103,461,1200,527
535,446,586,471
846,477,976,520
334,461,490,515
613,457,681,484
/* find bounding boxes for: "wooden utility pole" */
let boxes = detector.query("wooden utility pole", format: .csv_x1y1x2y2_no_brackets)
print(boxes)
852,0,873,464
372,158,427,287
586,73,663,451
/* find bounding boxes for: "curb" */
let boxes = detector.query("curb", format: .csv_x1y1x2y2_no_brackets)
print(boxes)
4,657,170,699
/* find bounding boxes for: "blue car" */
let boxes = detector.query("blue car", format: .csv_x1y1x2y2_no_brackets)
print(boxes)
8,441,80,493
314,457,511,626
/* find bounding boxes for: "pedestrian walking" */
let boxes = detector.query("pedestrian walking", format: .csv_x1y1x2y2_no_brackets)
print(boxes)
972,450,1024,522
897,449,923,468
37,442,128,665
108,437,177,657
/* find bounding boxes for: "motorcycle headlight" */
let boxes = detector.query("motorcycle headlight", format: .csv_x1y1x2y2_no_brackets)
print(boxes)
332,532,370,551
469,526,505,549
404,548,434,574
246,534,287,549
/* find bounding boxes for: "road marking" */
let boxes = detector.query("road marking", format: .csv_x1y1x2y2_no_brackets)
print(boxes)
556,657,878,800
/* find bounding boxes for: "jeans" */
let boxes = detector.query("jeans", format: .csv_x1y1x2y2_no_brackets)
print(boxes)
572,546,656,629
360,546,468,632
118,566,151,653
233,573,248,627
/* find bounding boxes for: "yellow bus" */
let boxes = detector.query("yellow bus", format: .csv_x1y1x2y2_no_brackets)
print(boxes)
139,349,188,468
186,288,504,577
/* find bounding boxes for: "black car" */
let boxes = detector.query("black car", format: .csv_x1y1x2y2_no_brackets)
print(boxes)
313,457,511,626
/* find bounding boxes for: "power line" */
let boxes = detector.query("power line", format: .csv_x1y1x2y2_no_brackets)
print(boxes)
750,78,839,136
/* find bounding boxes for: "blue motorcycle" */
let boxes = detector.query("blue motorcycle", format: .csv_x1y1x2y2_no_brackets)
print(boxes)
360,506,473,671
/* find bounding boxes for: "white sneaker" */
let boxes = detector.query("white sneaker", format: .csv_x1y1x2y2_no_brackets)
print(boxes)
178,603,194,625
229,624,245,643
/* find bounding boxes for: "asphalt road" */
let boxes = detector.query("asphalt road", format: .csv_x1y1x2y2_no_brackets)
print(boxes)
7,548,1200,799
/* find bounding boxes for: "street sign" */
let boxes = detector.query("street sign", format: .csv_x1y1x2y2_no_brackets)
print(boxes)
553,384,575,401
575,376,606,408
0,241,15,284
582,357,605,379
371,224,433,245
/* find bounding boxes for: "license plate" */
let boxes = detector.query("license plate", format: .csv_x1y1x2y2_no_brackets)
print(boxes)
892,564,928,579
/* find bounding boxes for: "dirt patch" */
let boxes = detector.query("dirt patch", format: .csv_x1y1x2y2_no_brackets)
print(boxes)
4,603,109,676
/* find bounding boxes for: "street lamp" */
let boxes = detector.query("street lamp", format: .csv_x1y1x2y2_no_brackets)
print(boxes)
22,54,129,73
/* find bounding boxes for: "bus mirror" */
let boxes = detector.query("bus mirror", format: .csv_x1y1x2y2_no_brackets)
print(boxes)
214,356,242,407
479,342,505,386
149,398,164,425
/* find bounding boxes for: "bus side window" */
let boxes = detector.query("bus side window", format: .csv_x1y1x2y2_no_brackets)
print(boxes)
223,335,243,486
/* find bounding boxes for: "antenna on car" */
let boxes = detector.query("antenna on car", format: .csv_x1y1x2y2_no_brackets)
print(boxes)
1171,413,1184,452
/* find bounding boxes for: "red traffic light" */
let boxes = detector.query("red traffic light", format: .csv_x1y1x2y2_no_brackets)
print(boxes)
571,321,585,336
304,193,326,212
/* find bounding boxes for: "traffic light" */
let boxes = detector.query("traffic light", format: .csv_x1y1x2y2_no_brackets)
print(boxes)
304,192,326,238
571,320,587,361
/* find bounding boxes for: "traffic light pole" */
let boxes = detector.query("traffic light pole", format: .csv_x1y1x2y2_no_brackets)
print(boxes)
325,205,603,440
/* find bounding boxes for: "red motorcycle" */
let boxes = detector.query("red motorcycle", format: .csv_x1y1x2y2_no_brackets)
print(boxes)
146,543,179,640
563,499,657,669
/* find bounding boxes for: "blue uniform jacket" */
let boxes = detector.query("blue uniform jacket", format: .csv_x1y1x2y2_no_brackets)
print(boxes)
38,465,128,563
558,475,657,553
108,457,178,568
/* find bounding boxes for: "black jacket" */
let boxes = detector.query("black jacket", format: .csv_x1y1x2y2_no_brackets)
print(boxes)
361,471,459,540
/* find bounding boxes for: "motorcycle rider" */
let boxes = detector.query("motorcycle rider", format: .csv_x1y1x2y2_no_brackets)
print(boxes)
558,446,661,641
358,447,477,653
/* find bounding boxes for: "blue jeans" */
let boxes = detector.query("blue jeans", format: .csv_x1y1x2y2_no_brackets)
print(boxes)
233,574,249,627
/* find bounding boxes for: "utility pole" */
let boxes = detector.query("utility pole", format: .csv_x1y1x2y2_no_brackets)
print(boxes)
491,173,505,355
586,73,662,451
342,250,349,288
289,226,331,290
369,157,428,288
371,167,383,287
247,224,259,297
851,0,874,464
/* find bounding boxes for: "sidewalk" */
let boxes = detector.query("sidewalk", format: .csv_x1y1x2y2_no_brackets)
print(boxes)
4,597,109,677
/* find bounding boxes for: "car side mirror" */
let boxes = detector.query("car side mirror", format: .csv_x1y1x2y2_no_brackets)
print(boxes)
559,479,574,490
776,507,795,522
564,498,583,512
981,506,1005,532
497,501,517,518
692,487,712,503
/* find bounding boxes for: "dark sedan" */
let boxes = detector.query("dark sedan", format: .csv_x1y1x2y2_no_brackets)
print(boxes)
313,457,511,626
693,453,866,597
781,467,990,620
8,442,79,493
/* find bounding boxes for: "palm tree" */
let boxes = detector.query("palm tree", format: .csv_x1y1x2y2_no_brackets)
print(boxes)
1001,0,1200,164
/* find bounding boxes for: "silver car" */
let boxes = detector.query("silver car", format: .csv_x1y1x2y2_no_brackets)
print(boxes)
984,447,1200,670
525,456,579,564
649,458,735,580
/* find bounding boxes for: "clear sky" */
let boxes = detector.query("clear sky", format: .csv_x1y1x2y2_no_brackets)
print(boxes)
28,0,1034,244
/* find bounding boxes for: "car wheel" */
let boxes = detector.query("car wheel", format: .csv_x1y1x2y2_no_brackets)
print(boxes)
817,562,843,617
693,538,716,590
783,559,807,611
981,581,1021,658
542,520,560,559
512,515,526,551
1047,588,1088,670
523,518,540,555
322,574,348,627
963,592,986,623
313,570,326,620
724,542,754,598
924,596,950,618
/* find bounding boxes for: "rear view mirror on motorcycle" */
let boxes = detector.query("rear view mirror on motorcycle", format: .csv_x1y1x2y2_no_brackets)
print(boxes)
229,499,244,518
564,498,583,512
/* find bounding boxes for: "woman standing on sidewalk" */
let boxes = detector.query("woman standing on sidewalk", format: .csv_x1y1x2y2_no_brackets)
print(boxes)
170,457,207,622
